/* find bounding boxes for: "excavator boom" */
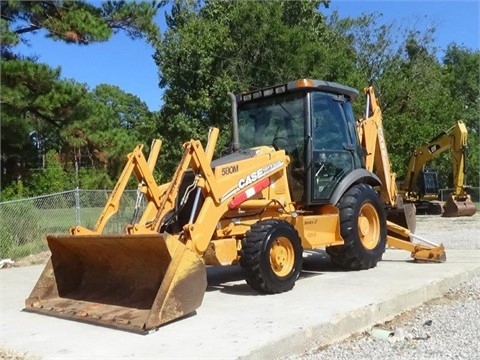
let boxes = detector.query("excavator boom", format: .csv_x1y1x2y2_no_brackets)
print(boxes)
401,121,476,217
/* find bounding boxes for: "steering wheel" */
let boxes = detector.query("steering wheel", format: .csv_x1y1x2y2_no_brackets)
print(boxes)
272,136,289,151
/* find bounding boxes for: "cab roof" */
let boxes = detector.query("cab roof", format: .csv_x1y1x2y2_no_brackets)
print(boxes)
237,79,359,104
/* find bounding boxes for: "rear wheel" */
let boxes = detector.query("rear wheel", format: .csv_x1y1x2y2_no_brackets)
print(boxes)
326,183,386,270
240,219,303,294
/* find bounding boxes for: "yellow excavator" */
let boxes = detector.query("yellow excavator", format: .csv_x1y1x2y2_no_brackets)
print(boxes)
25,80,446,333
399,120,476,217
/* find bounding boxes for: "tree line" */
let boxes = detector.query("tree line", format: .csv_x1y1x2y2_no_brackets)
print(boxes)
1,0,478,201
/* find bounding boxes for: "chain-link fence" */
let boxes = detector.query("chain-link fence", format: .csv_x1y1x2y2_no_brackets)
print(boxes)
2,186,478,261
0,189,145,260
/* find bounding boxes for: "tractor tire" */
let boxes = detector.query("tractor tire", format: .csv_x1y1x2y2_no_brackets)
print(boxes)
240,219,303,294
326,183,387,270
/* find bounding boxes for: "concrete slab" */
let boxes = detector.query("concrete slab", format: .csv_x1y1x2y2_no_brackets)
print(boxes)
1,249,479,359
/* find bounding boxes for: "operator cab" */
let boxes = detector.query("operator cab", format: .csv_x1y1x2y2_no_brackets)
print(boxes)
236,79,363,205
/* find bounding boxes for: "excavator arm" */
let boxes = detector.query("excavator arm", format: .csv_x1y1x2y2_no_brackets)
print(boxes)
401,120,475,217
403,121,467,197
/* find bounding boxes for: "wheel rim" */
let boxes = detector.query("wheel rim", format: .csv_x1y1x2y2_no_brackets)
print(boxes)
357,203,380,250
269,236,295,277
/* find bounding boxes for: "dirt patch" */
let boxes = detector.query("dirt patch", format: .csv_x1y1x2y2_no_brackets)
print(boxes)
13,251,51,267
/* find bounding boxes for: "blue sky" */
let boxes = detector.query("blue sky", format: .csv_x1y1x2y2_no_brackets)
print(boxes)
16,0,480,111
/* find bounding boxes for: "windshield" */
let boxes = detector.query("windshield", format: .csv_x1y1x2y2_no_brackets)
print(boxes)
237,92,305,152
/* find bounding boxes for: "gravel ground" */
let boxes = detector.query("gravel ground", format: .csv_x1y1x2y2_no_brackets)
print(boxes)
288,275,480,360
287,212,480,360
412,212,480,250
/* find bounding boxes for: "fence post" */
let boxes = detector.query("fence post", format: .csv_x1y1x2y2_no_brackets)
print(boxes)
75,187,81,225
439,189,445,201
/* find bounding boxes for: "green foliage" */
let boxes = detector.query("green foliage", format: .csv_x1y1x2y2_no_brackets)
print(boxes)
0,59,87,124
155,0,354,175
29,150,74,195
61,84,157,184
0,0,163,50
0,0,162,192
0,17,19,48
101,0,164,44
154,1,479,191
1,0,477,195
0,57,84,194
332,13,479,188
441,45,480,187
0,181,29,202
0,230,13,259
77,167,114,189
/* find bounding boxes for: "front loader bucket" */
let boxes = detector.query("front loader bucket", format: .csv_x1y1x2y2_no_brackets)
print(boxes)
24,234,207,333
442,195,477,217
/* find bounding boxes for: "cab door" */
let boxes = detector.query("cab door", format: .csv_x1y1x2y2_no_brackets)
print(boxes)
309,92,357,203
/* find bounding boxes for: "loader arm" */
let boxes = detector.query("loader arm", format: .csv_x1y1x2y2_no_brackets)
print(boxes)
157,140,290,255
25,125,294,333
71,140,164,235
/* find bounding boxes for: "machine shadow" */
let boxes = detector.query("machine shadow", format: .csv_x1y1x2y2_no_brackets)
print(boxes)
206,250,343,296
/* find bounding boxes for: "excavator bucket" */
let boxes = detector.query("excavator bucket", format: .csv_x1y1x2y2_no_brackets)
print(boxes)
442,195,477,217
24,233,207,334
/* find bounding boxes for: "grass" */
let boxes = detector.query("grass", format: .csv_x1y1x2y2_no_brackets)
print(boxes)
1,207,105,260
33,207,102,230
2,205,139,260
33,206,138,232
9,240,48,260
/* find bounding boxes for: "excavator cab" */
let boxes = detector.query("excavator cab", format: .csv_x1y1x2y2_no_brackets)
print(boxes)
418,169,440,199
412,169,443,215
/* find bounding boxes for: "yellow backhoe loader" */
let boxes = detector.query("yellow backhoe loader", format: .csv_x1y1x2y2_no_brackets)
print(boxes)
25,80,446,334
399,120,476,217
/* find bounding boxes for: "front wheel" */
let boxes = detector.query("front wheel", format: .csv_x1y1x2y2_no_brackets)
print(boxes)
240,219,303,294
326,183,387,270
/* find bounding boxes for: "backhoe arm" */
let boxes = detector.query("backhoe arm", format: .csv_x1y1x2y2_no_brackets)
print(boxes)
357,87,399,208
387,221,446,262
357,87,446,260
